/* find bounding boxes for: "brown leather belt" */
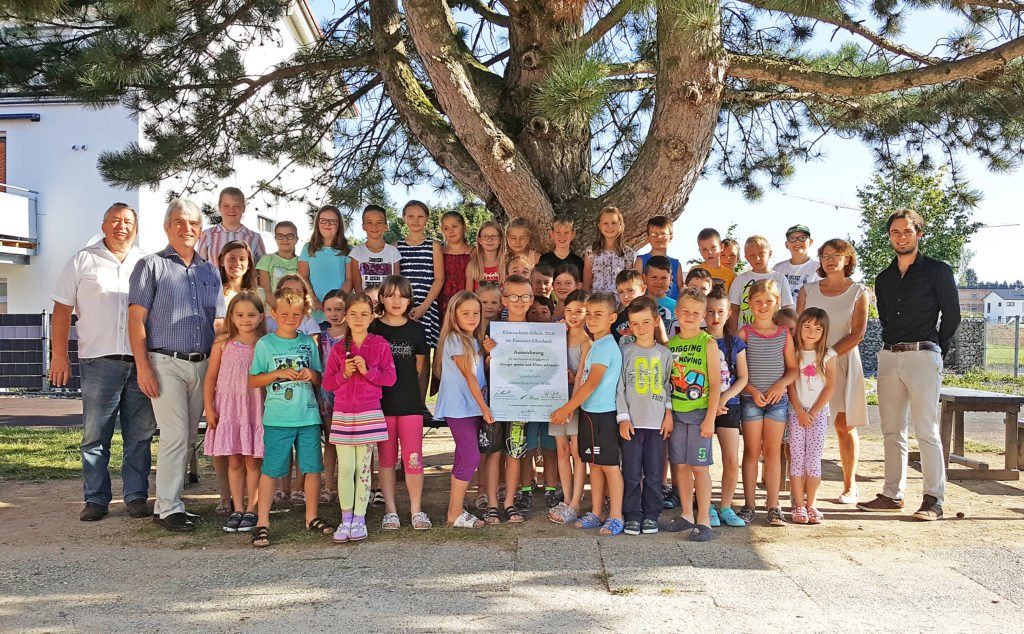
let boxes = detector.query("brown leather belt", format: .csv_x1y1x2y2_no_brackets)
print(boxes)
882,342,940,353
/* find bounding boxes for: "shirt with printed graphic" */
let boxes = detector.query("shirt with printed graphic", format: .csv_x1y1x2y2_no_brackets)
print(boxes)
250,332,323,427
667,330,714,413
615,342,673,429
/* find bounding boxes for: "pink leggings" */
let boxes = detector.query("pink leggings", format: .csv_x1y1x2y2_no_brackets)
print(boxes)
378,415,425,475
787,406,829,478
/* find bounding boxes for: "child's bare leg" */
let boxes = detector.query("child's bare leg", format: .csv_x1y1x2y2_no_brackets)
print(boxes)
716,427,740,508
256,474,275,528
762,420,786,509
602,465,623,520
791,475,806,509
542,448,558,489
555,436,573,501
588,464,606,518
503,456,521,509
244,457,261,513
380,466,398,514
303,472,321,526
741,419,764,508
806,476,821,509
674,464,695,522
215,455,231,506
485,452,501,506
569,440,585,511
227,455,245,512
694,466,712,526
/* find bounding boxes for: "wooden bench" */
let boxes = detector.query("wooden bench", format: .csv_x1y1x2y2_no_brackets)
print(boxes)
935,387,1024,480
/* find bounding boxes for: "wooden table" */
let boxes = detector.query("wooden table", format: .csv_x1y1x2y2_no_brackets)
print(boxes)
936,387,1024,480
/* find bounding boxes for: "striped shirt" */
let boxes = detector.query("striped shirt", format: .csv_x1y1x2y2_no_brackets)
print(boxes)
196,223,266,264
129,246,225,354
397,239,440,347
742,324,788,392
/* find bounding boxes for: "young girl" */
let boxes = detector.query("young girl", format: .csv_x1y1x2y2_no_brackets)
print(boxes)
318,290,348,504
257,221,300,299
507,254,533,280
703,288,749,527
738,279,798,527
434,291,492,528
323,292,397,543
477,284,503,333
787,308,836,525
506,218,540,265
351,205,401,290
720,237,741,272
299,205,356,322
396,201,443,395
551,263,581,321
547,290,590,525
203,291,266,532
465,221,506,291
440,211,472,319
583,206,636,293
369,275,431,530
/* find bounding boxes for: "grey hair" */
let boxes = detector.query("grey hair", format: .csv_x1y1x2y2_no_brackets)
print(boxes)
163,198,203,226
103,202,138,222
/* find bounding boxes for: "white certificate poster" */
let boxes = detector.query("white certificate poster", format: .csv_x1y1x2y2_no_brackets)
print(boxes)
489,322,569,422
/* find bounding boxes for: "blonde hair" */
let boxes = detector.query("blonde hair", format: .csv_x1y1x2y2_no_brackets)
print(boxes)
272,287,312,315
506,254,533,276
434,291,485,378
744,235,771,251
795,308,831,376
225,291,266,339
467,221,507,287
590,206,627,255
748,279,781,308
506,217,534,253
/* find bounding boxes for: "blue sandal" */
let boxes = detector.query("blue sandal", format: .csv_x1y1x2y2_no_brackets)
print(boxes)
600,518,624,536
573,512,602,529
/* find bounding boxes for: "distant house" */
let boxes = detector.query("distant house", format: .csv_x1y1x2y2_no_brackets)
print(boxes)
0,0,325,315
984,290,1024,324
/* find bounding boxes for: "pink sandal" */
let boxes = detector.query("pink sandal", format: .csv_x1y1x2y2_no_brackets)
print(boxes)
807,507,824,524
791,506,809,524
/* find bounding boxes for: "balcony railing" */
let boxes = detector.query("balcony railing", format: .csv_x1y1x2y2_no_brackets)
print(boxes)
0,183,38,264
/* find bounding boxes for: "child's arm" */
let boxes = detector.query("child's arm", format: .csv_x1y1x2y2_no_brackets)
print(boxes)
701,340,721,438
632,255,644,273
413,241,445,320
809,355,837,420
202,339,226,429
786,382,812,427
765,331,799,404
582,253,594,291
720,348,748,408
655,319,668,345
257,270,273,299
615,359,633,439
551,359,606,424
343,258,358,293
727,304,740,335
453,352,492,423
357,341,397,387
796,286,806,315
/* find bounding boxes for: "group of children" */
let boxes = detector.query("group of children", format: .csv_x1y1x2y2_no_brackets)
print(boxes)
199,187,841,546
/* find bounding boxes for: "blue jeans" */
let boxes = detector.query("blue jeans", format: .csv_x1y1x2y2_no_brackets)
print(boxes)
621,428,665,523
79,357,157,506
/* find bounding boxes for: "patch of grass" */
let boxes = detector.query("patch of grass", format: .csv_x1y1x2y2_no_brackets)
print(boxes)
962,439,1004,455
0,426,148,480
943,369,1024,395
611,586,636,595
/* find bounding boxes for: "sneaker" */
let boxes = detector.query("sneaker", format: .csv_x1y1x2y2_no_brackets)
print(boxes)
791,506,808,524
623,520,642,536
737,505,755,523
767,506,786,527
332,522,351,543
839,486,859,505
544,489,559,509
349,521,369,541
807,507,824,524
641,519,659,534
223,512,243,532
515,490,532,512
911,495,943,521
237,512,258,532
709,505,721,527
856,494,904,513
718,506,746,527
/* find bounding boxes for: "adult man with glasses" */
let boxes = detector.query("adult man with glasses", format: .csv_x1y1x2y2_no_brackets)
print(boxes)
256,220,301,298
50,203,157,521
858,209,960,521
773,224,821,305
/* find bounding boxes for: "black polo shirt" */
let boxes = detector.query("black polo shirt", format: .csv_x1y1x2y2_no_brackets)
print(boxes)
874,251,961,356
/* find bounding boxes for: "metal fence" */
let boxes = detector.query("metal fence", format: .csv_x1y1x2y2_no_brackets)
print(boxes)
0,312,80,392
986,317,1022,377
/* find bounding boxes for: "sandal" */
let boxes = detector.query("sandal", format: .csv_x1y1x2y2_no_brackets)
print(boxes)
251,526,270,548
767,506,787,527
664,516,695,533
215,498,232,514
808,507,824,525
411,512,432,530
474,494,489,511
306,517,335,535
449,510,485,529
573,512,602,529
381,512,401,530
599,517,624,536
318,488,333,504
483,507,501,525
503,506,525,524
290,490,306,507
372,489,385,507
548,502,578,525
791,506,809,524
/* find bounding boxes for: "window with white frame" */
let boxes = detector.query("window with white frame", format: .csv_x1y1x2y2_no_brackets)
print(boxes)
0,279,7,314
257,215,274,233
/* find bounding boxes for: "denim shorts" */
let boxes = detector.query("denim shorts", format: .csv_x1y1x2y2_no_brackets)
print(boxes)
740,394,790,423
262,424,324,478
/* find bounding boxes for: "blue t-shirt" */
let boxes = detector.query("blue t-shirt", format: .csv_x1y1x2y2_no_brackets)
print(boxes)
640,253,682,300
581,334,623,413
655,296,676,334
299,244,350,302
716,335,747,407
434,335,487,420
250,332,323,427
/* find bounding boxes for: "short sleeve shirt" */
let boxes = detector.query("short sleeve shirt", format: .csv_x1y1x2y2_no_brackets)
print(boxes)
434,335,487,420
250,332,323,427
299,244,350,301
773,259,821,304
693,263,737,292
196,223,266,263
716,335,747,406
729,270,794,325
369,319,428,415
255,253,299,292
581,334,623,413
350,243,401,288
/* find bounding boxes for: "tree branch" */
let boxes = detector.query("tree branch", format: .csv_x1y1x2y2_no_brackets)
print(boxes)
452,0,510,26
956,0,1024,10
579,0,634,48
605,61,656,76
727,36,1024,97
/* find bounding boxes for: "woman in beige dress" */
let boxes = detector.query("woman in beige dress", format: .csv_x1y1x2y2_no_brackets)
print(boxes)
798,238,869,504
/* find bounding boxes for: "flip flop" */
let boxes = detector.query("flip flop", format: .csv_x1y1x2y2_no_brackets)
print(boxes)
573,512,602,529
599,517,624,536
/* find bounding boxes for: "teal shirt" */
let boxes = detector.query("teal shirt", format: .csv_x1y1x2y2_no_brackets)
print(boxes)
581,334,622,413
667,331,713,413
250,332,323,427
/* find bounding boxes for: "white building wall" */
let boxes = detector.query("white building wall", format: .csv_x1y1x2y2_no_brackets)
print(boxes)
983,292,1024,324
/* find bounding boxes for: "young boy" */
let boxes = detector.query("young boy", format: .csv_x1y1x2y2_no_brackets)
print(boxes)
692,228,736,293
616,297,673,536
612,269,668,345
551,292,625,535
256,220,299,299
772,224,820,305
720,238,740,272
530,261,555,300
665,288,721,541
350,205,401,289
197,186,266,263
643,255,677,334
249,287,328,547
633,216,685,299
527,295,555,323
539,214,584,274
728,235,794,329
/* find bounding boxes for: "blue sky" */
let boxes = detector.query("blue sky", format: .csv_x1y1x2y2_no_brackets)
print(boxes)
308,0,1022,282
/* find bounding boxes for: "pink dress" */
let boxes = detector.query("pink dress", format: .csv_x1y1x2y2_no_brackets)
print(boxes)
205,340,264,457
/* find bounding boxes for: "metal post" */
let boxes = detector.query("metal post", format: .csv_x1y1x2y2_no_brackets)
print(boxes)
41,310,50,392
1014,315,1020,380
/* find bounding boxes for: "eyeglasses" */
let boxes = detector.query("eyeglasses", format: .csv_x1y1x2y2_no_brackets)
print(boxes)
479,233,500,240
787,235,809,243
275,233,298,240
820,253,844,261
318,218,339,226
504,294,534,303
648,232,671,239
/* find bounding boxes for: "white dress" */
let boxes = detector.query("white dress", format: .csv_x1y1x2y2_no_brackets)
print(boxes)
802,281,868,428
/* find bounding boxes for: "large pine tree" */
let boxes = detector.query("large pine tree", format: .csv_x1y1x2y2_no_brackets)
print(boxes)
2,0,1022,246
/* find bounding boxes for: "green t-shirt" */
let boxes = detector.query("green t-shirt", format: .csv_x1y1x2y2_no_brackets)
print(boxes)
255,253,299,293
667,330,713,413
250,332,323,427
